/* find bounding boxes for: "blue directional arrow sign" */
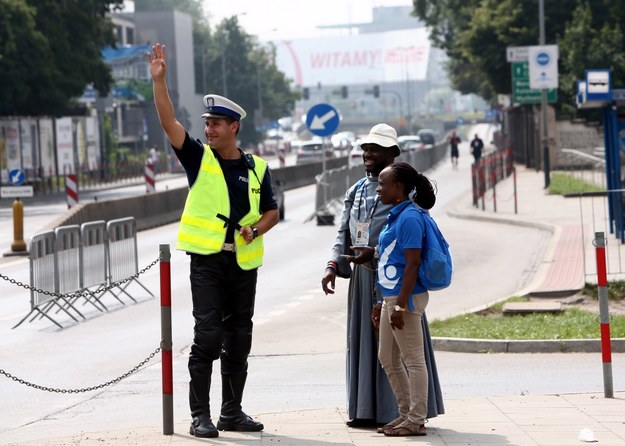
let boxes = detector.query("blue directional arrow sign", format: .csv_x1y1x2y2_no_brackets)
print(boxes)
306,103,340,137
9,168,26,186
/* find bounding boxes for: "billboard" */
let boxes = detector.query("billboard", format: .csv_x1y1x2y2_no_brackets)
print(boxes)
275,28,431,87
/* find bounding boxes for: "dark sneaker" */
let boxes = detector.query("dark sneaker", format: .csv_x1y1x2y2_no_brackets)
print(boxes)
217,413,264,431
190,414,218,438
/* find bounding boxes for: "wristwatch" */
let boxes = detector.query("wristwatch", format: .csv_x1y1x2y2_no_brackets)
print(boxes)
393,305,406,312
252,227,259,239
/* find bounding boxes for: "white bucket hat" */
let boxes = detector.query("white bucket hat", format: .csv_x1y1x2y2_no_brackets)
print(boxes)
359,123,400,156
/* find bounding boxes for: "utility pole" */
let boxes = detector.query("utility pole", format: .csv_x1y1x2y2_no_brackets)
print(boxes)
539,0,550,188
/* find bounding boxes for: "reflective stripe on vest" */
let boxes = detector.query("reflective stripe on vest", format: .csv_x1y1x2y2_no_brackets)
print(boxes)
177,145,267,270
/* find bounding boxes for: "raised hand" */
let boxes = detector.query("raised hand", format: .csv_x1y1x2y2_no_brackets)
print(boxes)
147,43,167,80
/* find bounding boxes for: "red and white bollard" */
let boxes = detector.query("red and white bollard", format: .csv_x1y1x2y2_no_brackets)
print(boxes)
65,174,78,209
594,231,613,398
278,148,286,168
145,160,156,193
160,244,174,434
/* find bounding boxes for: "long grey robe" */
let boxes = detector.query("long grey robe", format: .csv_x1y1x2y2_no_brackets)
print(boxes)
329,175,444,423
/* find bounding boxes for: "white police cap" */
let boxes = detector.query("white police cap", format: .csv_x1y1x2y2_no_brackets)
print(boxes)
201,94,247,121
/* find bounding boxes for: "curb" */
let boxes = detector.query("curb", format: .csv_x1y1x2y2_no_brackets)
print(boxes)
433,337,625,353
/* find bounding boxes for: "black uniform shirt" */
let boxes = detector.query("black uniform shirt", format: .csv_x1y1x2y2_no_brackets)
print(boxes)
173,133,277,242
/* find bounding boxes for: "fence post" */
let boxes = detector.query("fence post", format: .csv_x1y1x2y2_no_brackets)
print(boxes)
491,170,497,213
65,174,78,209
594,231,613,398
160,244,174,434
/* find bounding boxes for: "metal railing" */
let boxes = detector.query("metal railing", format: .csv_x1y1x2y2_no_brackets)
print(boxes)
13,217,154,329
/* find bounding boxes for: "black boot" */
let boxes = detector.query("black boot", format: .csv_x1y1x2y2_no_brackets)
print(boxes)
189,375,218,438
217,372,263,432
190,414,218,438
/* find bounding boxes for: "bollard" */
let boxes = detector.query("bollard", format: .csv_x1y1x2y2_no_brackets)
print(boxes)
11,198,27,252
278,149,285,168
160,244,174,434
145,161,156,193
65,174,78,209
593,232,613,398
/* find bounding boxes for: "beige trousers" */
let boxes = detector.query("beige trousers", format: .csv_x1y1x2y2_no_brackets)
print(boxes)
378,293,429,425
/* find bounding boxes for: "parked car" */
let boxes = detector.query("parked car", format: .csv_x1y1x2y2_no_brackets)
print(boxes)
397,135,425,152
348,140,364,166
295,140,334,165
417,129,437,149
331,131,356,151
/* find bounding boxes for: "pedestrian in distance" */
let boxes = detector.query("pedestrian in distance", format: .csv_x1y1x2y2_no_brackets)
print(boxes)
147,43,280,439
353,162,437,437
321,123,444,428
448,131,461,170
470,133,484,165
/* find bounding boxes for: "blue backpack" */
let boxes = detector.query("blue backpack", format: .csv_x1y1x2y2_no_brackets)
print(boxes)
417,209,453,291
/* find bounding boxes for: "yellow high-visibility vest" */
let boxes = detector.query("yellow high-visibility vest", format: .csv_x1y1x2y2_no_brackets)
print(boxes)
177,145,266,270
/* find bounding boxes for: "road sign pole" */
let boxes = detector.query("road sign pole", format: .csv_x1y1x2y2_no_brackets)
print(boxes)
305,103,340,226
539,0,551,188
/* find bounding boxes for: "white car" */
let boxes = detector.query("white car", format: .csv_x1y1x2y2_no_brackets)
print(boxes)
397,135,425,152
348,140,364,166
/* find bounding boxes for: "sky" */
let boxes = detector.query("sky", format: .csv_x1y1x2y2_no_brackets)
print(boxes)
200,0,415,41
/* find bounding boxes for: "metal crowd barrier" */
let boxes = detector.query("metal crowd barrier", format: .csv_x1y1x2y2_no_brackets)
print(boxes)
107,217,153,302
314,141,449,216
13,217,152,329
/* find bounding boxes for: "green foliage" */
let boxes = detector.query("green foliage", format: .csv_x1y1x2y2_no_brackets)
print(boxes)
583,281,625,301
136,1,298,146
548,172,604,195
0,0,123,116
430,305,625,340
200,16,299,145
411,0,625,110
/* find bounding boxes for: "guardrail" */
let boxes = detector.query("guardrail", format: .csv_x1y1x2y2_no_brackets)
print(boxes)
314,141,450,220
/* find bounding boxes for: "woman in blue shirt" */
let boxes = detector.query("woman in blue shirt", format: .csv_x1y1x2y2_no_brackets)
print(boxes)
375,162,436,437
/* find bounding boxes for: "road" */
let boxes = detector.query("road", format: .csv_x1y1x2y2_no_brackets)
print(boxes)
0,125,620,444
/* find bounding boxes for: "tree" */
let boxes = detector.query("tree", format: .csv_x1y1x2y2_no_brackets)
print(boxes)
201,16,299,145
412,0,625,113
135,0,299,145
0,0,123,116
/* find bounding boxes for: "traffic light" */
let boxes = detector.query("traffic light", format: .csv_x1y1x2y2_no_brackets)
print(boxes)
341,86,348,98
302,87,309,100
373,85,380,98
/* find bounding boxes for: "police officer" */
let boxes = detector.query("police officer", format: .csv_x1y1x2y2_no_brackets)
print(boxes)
147,43,280,438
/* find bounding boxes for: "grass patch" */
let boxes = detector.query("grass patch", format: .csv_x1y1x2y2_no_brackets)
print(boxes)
583,282,625,301
548,172,604,195
429,295,625,340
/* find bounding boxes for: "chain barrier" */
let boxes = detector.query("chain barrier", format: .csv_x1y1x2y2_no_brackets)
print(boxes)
0,256,160,300
0,346,161,393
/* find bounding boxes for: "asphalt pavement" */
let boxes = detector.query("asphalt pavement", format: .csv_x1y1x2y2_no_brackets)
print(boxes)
1,138,624,445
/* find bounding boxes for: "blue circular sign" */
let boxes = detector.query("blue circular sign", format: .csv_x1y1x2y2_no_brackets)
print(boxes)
9,168,26,186
536,52,550,66
306,103,340,137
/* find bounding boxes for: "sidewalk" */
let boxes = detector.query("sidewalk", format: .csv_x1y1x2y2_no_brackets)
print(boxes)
7,392,625,445
3,163,625,446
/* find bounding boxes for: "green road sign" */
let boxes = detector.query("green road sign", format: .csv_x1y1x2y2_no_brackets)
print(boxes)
512,62,557,104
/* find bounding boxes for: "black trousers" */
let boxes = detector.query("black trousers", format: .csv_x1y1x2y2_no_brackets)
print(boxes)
188,251,258,416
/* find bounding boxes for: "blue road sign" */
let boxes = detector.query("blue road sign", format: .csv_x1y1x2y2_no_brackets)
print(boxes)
9,168,25,186
306,103,340,137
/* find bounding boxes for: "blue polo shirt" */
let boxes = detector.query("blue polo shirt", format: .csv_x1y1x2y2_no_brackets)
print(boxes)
377,200,427,297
